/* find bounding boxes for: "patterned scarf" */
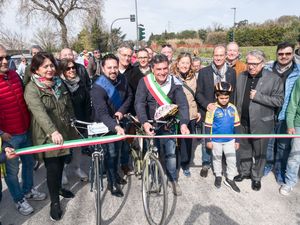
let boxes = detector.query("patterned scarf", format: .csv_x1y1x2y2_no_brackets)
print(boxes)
211,62,228,84
31,74,62,99
61,74,80,93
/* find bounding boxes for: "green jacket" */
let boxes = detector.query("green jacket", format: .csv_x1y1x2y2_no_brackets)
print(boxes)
24,81,76,158
286,77,300,128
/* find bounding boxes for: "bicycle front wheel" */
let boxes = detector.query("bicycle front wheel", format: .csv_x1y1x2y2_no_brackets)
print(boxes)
93,155,101,225
142,155,168,225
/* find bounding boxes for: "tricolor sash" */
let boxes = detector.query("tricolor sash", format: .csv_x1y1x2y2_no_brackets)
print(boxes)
95,75,123,110
143,73,172,106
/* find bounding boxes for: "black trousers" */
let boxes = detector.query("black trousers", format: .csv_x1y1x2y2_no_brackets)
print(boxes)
238,125,268,181
179,119,197,170
44,155,68,203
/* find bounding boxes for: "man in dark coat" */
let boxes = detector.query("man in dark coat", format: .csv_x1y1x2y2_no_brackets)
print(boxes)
135,54,190,196
90,53,133,197
234,50,284,191
195,45,236,178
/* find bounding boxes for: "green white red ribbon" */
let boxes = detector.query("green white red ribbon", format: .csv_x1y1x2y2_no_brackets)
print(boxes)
15,134,300,156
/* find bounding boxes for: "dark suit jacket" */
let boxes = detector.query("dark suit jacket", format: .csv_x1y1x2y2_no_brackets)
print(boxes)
235,69,284,134
195,65,236,119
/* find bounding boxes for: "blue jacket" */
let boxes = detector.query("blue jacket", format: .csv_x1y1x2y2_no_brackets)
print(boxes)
265,62,300,121
91,74,133,132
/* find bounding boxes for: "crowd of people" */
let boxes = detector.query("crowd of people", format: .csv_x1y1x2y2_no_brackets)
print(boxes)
0,37,300,222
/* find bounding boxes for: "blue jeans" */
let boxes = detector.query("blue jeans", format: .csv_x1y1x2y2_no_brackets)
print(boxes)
201,122,212,168
155,128,177,182
103,141,121,184
4,132,34,203
274,120,291,183
285,127,300,187
120,140,129,167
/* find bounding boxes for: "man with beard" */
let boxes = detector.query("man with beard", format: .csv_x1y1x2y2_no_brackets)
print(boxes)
90,54,133,197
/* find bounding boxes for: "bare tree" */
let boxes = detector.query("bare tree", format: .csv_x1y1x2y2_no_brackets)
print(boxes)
32,28,60,52
19,0,103,48
0,29,29,50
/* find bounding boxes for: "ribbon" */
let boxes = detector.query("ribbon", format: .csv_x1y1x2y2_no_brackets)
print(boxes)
15,134,300,156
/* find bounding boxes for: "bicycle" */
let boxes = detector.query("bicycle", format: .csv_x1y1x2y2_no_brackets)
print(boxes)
125,113,178,225
70,119,109,225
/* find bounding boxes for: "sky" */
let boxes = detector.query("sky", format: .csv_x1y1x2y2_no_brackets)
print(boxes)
1,0,300,43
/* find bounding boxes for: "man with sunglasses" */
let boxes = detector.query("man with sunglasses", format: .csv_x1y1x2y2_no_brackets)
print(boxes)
0,44,46,215
234,50,284,191
263,42,300,184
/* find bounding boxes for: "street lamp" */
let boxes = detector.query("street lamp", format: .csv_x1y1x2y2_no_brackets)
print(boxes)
231,7,236,41
110,15,135,52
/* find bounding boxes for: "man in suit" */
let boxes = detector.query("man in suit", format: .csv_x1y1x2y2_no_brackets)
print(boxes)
195,45,236,178
234,50,284,191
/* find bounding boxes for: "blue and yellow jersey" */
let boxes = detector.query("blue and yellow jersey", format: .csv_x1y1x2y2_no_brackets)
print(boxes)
205,102,240,142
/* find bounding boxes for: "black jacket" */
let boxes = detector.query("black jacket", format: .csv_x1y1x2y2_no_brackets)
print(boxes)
135,75,189,126
195,65,236,119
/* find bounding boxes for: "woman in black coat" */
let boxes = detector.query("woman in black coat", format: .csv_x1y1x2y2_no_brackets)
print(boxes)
59,59,92,184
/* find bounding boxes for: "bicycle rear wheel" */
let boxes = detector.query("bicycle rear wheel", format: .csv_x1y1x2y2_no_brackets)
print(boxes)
93,155,101,225
142,155,168,225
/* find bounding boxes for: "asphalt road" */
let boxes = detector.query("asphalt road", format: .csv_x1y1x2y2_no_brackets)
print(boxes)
1,142,300,225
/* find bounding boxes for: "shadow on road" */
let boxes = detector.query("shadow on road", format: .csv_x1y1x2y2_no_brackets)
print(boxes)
101,175,132,225
184,204,239,225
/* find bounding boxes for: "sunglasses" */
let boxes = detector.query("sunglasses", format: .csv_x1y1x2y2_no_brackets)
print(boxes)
277,52,292,57
66,66,76,71
0,55,11,61
161,44,172,48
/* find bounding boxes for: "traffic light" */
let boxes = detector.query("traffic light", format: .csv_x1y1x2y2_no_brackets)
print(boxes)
130,14,135,22
229,30,234,42
138,24,145,41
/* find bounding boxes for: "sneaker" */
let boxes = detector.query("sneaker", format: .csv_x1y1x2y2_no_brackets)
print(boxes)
15,198,34,216
50,202,62,221
62,170,68,185
214,177,222,188
280,185,293,196
25,188,47,201
200,167,209,178
75,168,88,181
171,181,182,196
59,188,75,198
183,169,191,177
224,178,240,193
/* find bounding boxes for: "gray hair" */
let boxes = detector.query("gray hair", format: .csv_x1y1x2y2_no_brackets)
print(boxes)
30,45,43,53
246,50,266,63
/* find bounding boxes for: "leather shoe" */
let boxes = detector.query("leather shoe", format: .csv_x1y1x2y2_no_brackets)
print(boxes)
59,188,75,198
234,174,251,182
251,180,261,191
116,175,127,185
110,183,124,197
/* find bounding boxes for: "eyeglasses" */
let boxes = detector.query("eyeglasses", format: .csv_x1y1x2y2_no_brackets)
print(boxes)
0,55,11,61
138,56,149,60
277,52,293,57
66,66,76,71
247,61,263,67
161,44,172,48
